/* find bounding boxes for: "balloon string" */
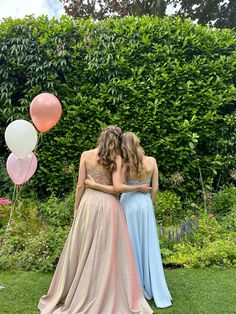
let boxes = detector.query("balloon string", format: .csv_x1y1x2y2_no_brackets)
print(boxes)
33,132,43,156
1,129,44,255
0,184,18,256
15,185,23,216
1,132,43,255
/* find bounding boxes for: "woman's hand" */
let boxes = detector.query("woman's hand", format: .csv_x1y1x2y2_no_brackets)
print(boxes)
84,174,96,188
138,184,152,193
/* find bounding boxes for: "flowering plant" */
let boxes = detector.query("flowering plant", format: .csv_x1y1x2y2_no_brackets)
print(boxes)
0,198,12,205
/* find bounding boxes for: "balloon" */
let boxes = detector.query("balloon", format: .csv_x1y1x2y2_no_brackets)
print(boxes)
5,120,38,159
6,152,37,185
30,92,62,133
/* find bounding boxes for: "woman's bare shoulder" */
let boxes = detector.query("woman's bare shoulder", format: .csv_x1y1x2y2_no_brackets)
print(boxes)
144,156,157,164
81,148,97,158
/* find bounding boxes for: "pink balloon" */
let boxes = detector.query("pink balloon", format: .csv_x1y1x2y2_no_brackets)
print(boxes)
30,93,62,133
6,152,38,185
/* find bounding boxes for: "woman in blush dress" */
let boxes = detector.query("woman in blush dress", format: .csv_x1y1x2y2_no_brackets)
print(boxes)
38,126,153,314
85,132,172,309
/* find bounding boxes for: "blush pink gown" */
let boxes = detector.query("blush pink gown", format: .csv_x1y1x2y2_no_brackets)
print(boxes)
38,169,153,314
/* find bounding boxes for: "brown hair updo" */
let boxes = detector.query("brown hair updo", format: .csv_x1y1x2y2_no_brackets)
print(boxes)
97,125,122,171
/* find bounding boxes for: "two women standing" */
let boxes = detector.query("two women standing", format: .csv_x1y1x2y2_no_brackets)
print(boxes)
86,131,172,309
38,125,171,313
38,126,153,313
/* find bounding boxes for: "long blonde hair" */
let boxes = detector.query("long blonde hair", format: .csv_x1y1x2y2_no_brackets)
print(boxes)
121,132,144,176
97,125,122,171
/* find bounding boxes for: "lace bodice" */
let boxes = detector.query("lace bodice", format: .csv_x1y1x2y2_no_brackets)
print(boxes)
87,169,112,185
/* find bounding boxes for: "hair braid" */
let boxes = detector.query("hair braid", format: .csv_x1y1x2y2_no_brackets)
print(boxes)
97,125,122,171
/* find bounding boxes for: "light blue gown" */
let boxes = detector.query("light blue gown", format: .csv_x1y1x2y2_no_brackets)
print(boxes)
120,179,172,308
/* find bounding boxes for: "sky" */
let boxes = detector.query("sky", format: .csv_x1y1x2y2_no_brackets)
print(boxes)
0,0,64,19
0,0,177,19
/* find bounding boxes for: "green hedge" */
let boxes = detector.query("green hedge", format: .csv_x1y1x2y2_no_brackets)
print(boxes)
0,16,235,197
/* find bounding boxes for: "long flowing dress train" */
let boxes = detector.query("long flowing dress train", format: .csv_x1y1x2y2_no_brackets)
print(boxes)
121,180,172,309
38,171,153,314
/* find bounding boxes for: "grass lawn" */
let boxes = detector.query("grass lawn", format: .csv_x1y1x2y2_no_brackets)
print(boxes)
0,268,235,313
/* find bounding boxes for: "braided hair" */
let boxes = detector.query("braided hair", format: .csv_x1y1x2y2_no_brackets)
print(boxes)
97,125,122,171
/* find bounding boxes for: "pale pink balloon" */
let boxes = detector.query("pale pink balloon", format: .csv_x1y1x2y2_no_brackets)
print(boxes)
6,152,38,185
30,93,62,133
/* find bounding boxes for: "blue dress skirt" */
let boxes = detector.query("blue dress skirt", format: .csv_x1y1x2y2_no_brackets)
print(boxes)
120,180,172,308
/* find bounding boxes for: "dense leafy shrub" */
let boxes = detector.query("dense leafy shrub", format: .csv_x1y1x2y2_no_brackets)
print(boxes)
0,16,235,198
0,157,13,197
37,193,74,226
221,206,236,232
209,185,236,215
165,238,236,268
160,212,236,268
154,190,183,225
1,187,236,271
0,195,72,272
0,227,69,272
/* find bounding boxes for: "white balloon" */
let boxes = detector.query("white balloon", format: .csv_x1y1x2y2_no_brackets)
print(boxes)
5,120,38,159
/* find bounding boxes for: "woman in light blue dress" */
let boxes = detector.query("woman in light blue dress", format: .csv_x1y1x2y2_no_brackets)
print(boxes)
85,132,172,309
120,132,172,308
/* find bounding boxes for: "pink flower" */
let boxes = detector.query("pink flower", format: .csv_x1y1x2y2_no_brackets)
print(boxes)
0,198,12,205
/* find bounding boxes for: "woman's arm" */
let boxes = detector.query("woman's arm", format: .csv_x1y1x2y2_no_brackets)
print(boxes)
112,156,151,193
85,156,151,194
84,175,118,195
151,157,159,203
74,152,86,215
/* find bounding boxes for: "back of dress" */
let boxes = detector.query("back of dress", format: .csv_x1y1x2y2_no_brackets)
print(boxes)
87,168,112,185
39,149,153,314
85,149,113,185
